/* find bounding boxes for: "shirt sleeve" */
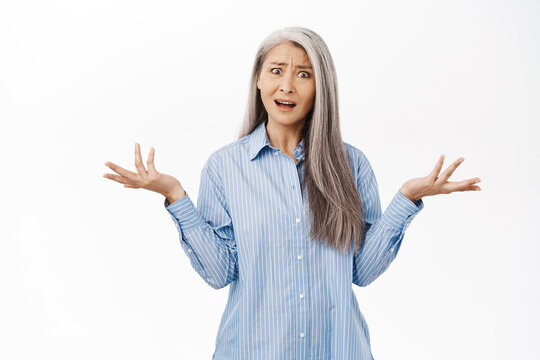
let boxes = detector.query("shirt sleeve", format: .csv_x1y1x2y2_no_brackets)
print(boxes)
352,162,424,287
164,156,238,290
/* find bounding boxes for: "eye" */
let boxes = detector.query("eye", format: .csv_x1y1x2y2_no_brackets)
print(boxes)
299,71,311,78
271,68,281,75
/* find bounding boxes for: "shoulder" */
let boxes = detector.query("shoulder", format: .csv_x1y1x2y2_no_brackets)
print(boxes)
203,133,251,173
343,141,375,183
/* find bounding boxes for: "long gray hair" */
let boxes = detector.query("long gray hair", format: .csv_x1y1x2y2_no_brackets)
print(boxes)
237,26,365,254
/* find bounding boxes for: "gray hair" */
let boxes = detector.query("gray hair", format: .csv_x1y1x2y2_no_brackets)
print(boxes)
238,26,365,254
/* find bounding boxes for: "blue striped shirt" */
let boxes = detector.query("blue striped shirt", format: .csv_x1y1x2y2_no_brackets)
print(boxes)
164,121,424,359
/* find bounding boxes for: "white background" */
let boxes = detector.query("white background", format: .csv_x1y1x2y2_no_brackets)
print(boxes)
1,0,539,359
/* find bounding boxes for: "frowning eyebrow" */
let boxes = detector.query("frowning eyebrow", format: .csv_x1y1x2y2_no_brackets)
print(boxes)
268,61,312,70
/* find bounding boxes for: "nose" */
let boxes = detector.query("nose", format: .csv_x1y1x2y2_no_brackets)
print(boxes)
280,72,295,94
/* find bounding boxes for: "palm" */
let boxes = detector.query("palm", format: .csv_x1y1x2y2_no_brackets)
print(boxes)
401,155,481,202
103,143,181,196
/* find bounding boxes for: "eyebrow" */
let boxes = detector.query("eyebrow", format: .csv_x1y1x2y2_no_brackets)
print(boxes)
268,61,312,70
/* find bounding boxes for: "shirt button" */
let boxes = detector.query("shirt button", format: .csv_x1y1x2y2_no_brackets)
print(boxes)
296,217,300,223
297,255,302,260
300,332,305,338
299,293,304,299
389,247,394,253
275,151,279,155
187,248,193,253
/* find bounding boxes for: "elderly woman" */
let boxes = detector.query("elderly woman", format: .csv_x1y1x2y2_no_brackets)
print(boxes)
104,27,481,359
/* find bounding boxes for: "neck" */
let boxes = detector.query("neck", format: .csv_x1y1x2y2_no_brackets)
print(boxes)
265,119,305,154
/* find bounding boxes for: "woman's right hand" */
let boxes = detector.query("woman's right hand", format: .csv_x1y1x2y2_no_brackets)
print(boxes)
103,142,186,203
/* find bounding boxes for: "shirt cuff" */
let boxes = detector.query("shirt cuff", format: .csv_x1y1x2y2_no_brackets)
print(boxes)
164,193,205,231
381,189,424,232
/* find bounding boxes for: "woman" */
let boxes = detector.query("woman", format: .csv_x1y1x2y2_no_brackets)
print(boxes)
103,27,481,359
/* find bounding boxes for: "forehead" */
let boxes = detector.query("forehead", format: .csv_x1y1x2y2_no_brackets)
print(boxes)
263,42,311,66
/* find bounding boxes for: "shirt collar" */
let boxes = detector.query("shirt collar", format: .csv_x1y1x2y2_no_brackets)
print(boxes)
248,121,305,161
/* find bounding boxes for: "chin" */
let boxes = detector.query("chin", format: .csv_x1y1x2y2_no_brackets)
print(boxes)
269,112,306,126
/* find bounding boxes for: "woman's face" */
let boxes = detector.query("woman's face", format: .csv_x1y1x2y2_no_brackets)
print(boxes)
257,42,315,128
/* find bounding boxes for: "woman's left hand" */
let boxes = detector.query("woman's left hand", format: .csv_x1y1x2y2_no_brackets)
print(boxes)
400,155,482,203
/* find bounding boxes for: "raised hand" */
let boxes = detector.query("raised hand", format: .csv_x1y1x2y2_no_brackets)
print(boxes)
103,143,186,202
400,155,481,203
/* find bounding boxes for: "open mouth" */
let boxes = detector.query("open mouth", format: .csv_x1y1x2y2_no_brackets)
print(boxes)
274,99,296,110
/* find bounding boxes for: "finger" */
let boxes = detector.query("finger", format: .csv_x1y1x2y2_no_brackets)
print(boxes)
104,161,137,180
457,177,482,192
437,157,464,183
123,184,140,188
147,146,157,173
103,173,131,185
428,155,445,180
134,142,148,176
441,177,481,193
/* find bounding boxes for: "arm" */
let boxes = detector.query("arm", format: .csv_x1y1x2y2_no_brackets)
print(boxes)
352,165,424,287
164,156,238,290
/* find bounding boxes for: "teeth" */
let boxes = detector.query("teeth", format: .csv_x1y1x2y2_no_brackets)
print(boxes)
277,100,295,105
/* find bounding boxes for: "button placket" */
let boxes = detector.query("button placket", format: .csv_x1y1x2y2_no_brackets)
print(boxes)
285,151,307,348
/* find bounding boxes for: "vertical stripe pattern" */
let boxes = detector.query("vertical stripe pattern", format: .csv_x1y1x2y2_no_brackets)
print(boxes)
164,121,424,359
